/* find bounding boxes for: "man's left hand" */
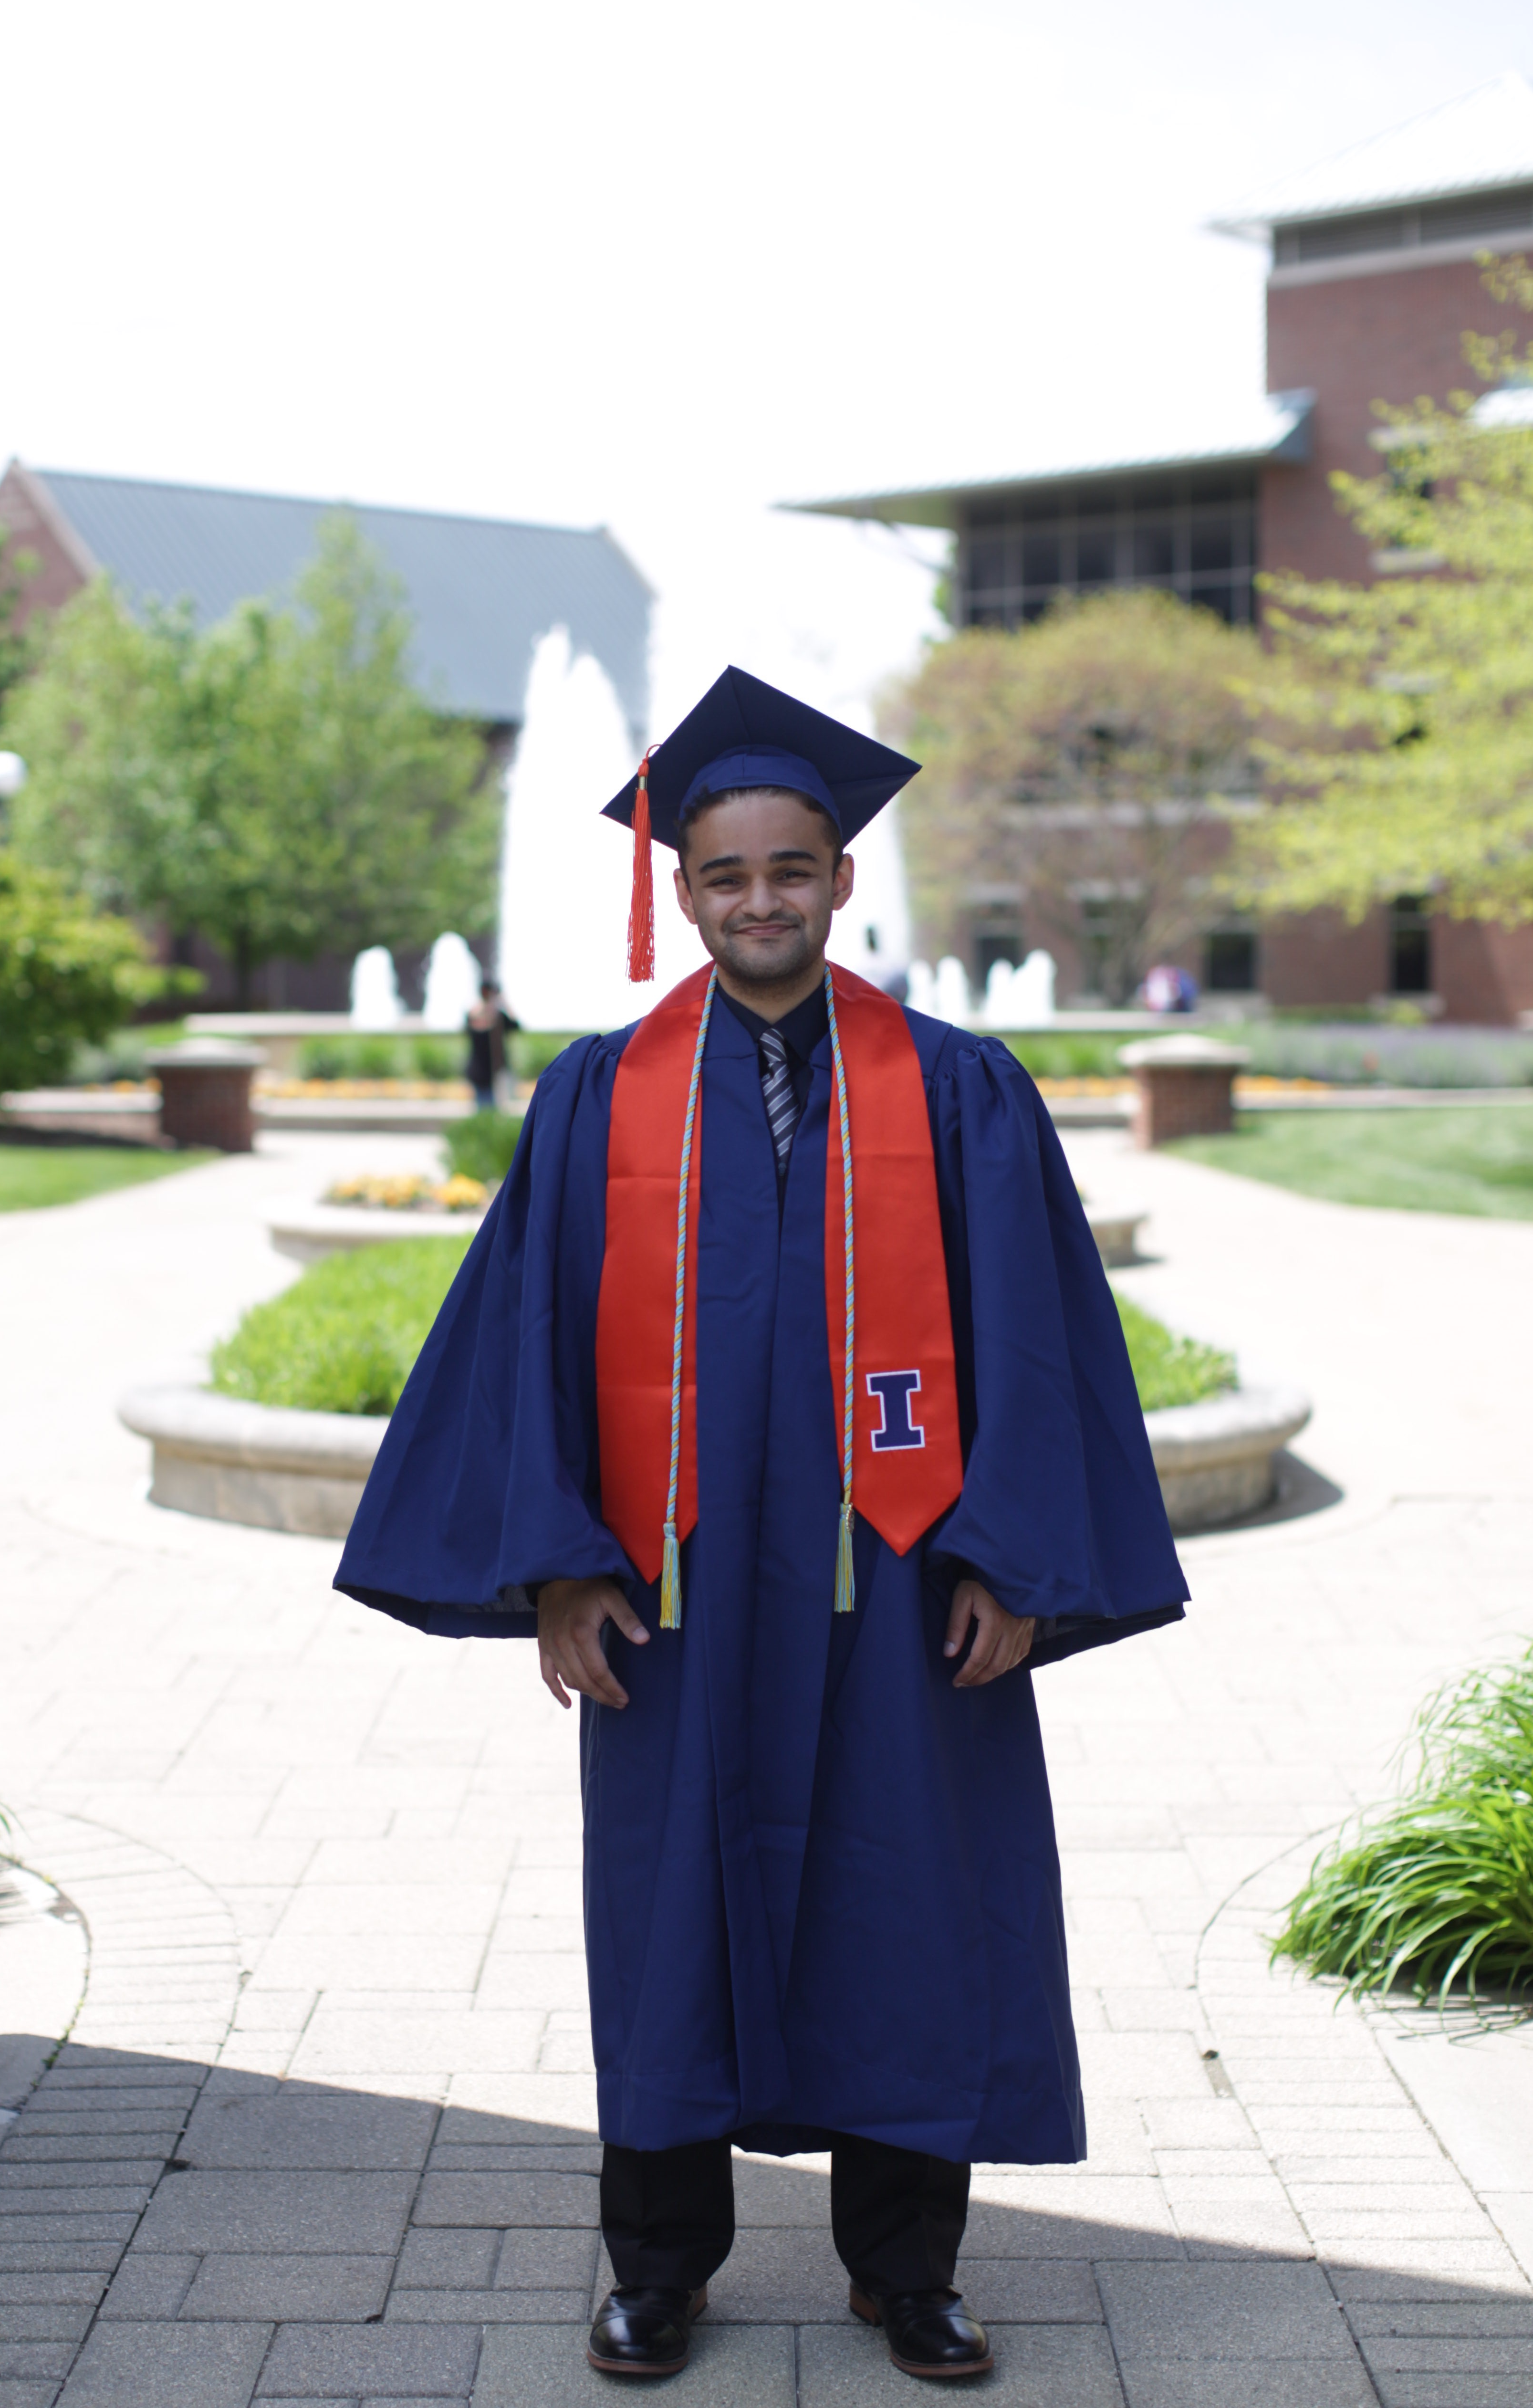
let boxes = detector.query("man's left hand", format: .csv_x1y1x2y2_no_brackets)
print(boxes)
944,1579,1036,1687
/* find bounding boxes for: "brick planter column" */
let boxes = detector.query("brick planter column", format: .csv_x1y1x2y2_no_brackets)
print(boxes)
147,1039,266,1153
1118,1035,1249,1150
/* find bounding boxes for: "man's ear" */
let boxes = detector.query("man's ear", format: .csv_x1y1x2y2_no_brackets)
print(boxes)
830,851,855,912
674,863,699,927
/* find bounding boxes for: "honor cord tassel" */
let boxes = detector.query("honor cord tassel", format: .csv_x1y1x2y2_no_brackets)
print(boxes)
626,748,657,984
826,968,856,1613
660,969,715,1626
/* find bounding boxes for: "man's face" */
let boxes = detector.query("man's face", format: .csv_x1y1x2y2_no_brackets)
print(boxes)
673,790,854,989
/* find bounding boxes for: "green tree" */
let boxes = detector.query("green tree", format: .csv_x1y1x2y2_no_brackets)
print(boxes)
0,851,178,1092
4,515,501,1002
0,526,40,712
882,589,1258,1003
1229,259,1533,926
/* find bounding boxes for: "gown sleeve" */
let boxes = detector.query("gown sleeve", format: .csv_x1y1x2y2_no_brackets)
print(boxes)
333,1033,634,1638
925,1031,1189,1667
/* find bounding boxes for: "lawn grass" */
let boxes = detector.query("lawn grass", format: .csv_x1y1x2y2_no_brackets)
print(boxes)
1115,1292,1236,1410
0,1144,213,1214
211,1235,472,1414
1272,1646,1533,2007
1170,1103,1533,1219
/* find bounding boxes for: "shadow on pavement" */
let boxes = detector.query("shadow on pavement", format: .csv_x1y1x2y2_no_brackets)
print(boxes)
4,2041,1529,2404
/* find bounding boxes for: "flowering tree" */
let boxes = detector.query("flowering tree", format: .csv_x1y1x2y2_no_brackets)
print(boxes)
882,589,1257,1003
1230,260,1533,927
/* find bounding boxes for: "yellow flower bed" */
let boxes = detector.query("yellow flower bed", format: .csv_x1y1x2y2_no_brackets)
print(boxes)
256,1076,475,1100
323,1172,489,1213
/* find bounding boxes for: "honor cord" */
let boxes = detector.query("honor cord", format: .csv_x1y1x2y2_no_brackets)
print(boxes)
825,967,856,1613
660,968,716,1626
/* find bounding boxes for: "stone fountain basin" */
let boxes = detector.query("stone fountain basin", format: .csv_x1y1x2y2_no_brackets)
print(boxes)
119,1381,1312,1545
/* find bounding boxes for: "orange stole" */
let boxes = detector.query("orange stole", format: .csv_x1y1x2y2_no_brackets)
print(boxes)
595,964,962,1585
596,968,709,1585
823,963,963,1554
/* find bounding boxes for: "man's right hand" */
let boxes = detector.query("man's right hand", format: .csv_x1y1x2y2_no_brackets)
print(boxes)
537,1578,649,1711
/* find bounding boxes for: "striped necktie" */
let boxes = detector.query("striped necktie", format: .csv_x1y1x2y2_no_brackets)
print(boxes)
759,1026,799,1177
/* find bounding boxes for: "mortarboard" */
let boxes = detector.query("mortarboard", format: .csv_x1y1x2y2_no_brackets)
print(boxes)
602,664,921,980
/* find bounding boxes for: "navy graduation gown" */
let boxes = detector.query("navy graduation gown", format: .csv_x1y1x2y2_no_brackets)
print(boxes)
336,1005,1188,2162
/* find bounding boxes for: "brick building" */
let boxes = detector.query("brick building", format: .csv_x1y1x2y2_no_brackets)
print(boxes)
0,462,652,1009
795,73,1533,1022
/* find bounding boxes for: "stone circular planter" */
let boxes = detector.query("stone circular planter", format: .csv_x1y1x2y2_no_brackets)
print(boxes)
1144,1385,1312,1532
118,1385,387,1539
1086,1208,1147,1268
267,1201,486,1264
121,1378,1312,1545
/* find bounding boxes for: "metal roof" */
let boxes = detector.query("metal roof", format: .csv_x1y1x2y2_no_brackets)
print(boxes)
783,393,1314,531
1212,70,1533,238
26,467,653,742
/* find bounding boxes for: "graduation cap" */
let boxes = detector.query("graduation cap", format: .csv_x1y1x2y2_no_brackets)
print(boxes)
602,664,921,980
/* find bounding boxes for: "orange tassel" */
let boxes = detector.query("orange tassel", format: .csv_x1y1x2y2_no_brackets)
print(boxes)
627,747,656,983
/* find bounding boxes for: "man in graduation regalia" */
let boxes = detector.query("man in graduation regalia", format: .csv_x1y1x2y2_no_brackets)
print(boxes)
337,667,1189,2382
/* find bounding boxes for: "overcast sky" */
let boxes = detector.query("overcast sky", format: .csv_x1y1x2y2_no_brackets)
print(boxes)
4,0,1531,742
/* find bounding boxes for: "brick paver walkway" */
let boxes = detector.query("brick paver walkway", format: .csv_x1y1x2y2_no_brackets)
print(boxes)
0,1125,1531,2406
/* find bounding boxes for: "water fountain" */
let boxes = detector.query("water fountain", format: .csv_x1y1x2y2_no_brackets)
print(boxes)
349,946,403,1028
422,933,484,1031
500,629,707,1030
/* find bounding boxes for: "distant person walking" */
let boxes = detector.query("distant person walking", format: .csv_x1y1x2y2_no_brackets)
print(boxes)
465,979,519,1112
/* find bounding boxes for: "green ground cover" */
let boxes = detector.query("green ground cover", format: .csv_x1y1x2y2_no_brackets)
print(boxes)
1170,1104,1533,1219
296,1032,465,1081
1273,1647,1533,2007
1003,1033,1126,1080
1114,1292,1236,1410
211,1236,472,1416
0,1144,211,1213
442,1109,524,1186
214,1227,1229,1422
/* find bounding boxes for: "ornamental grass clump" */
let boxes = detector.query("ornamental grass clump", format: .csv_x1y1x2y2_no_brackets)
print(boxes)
211,1236,470,1416
1272,1647,1533,2008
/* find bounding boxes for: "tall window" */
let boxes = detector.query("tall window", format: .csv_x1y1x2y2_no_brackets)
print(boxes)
959,471,1258,630
1205,926,1259,993
1388,896,1432,995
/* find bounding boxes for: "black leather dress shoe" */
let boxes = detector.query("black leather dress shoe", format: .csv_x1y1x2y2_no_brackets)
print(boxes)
849,2283,993,2377
587,2283,708,2376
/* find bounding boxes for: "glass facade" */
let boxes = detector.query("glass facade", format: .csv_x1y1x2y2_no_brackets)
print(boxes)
957,469,1259,629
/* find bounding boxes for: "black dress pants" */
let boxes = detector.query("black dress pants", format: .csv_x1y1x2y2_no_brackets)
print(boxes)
600,2135,970,2296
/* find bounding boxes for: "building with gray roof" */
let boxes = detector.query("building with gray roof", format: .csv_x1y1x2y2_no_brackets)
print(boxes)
0,460,654,1008
0,461,652,751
